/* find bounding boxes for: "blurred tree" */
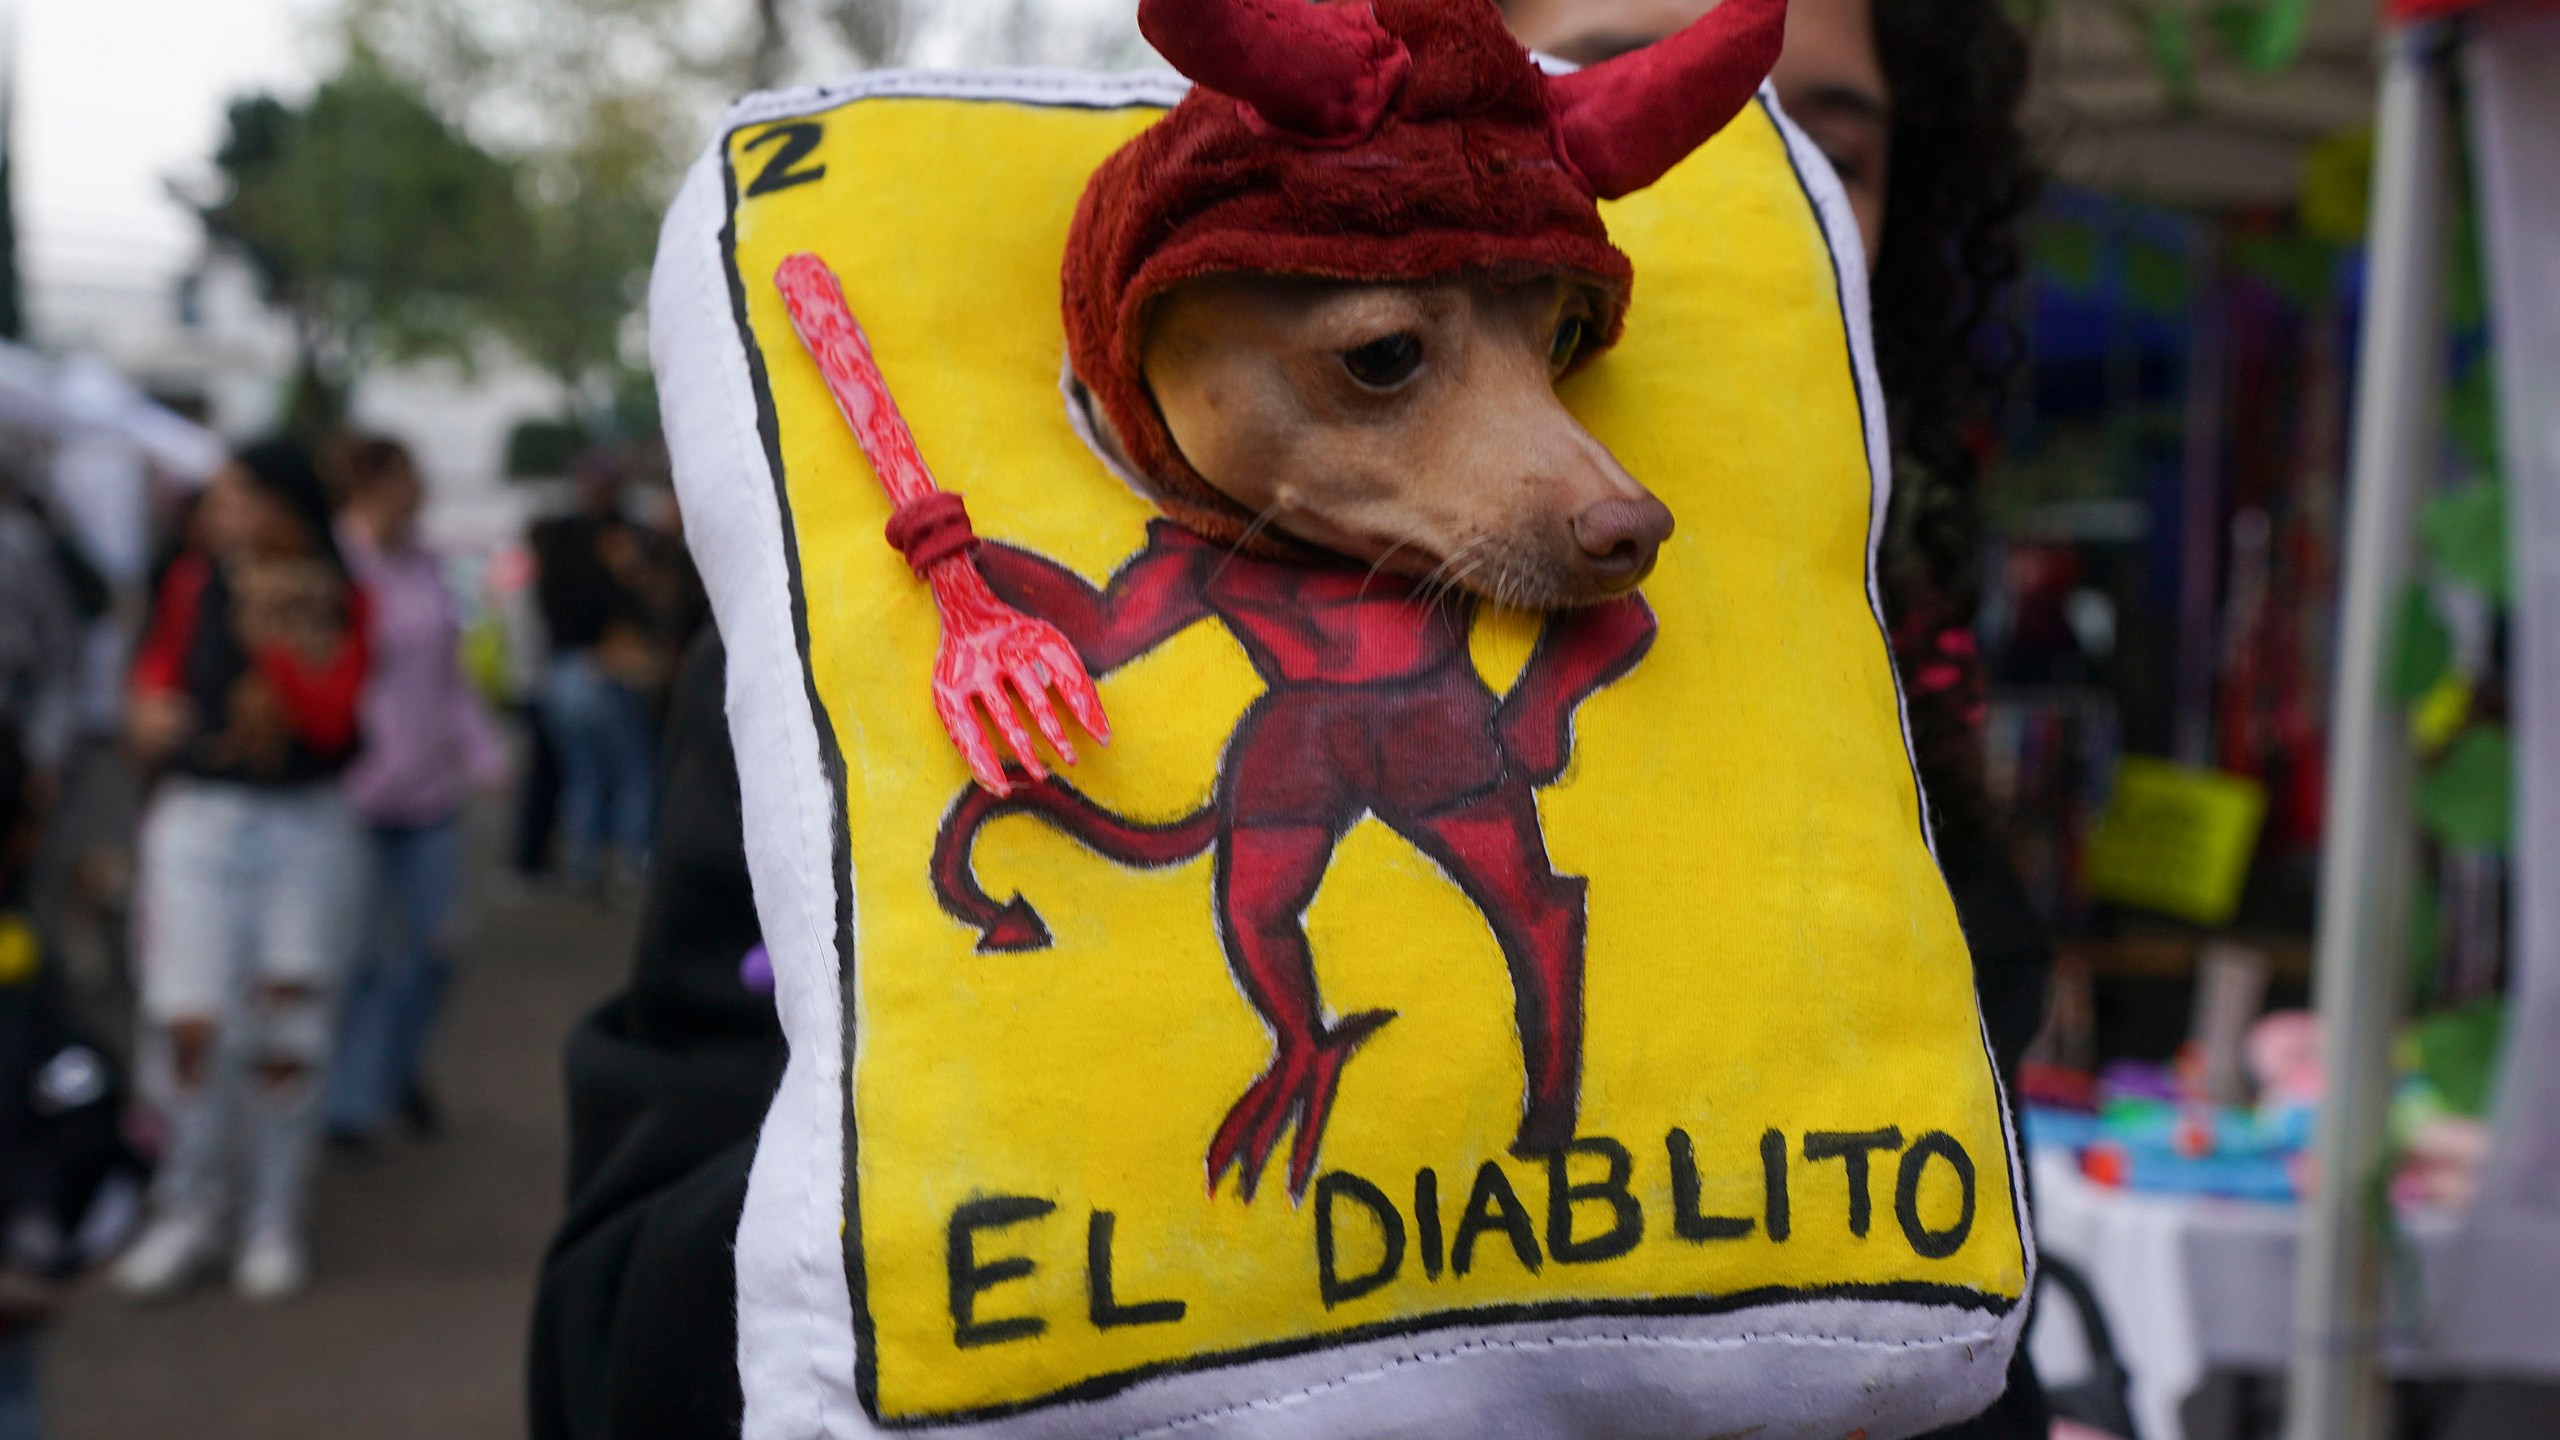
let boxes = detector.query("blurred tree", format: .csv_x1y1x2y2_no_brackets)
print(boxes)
492,93,673,424
824,0,912,69
751,0,791,87
813,0,1147,72
264,0,1148,449
343,0,725,439
193,54,529,435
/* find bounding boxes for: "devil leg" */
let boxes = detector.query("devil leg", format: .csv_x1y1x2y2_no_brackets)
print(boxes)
1495,595,1656,785
1398,786,1589,1159
1206,822,1394,1202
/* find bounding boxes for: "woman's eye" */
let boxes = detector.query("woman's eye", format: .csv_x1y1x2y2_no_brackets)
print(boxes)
1549,315,1587,369
1342,333,1423,389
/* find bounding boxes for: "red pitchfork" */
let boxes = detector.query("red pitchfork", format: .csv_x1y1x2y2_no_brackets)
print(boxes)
774,252,1109,795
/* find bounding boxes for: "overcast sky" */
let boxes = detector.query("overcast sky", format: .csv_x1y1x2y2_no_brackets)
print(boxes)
12,0,1153,314
19,0,329,301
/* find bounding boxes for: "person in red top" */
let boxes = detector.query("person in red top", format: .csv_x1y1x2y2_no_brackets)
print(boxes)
113,438,372,1304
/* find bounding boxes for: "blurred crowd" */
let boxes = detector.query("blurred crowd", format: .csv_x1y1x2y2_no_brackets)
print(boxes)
0,427,698,1437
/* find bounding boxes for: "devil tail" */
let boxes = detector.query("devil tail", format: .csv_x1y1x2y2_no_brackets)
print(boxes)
930,774,1221,952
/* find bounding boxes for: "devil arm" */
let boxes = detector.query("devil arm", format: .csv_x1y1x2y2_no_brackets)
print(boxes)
1496,595,1658,785
974,520,1216,676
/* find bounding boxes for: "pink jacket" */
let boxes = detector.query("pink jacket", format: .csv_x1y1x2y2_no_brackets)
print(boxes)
339,523,507,827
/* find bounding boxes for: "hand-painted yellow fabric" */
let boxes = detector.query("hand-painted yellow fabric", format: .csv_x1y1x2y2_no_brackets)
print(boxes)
722,91,2022,1425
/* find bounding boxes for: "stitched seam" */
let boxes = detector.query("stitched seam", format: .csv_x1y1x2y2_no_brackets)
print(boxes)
689,192,823,1436
687,170,851,1439
1114,1323,2009,1440
721,67,1190,130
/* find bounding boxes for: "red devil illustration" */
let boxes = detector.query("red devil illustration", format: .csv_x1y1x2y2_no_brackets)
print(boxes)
931,523,1654,1202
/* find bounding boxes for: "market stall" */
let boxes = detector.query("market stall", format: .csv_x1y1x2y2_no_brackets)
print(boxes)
1993,2,2559,1436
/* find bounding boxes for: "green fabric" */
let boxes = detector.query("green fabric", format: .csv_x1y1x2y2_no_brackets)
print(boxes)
2413,998,2505,1118
2416,725,2513,851
2390,585,2453,704
2420,480,2508,601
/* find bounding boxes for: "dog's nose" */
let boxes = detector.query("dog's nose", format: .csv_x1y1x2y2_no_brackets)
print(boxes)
1572,496,1674,590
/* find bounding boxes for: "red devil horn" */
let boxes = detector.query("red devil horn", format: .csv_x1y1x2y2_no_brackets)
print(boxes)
1546,0,1790,199
1138,0,1412,143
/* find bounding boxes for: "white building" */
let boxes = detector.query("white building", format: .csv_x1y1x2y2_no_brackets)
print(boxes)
27,240,569,553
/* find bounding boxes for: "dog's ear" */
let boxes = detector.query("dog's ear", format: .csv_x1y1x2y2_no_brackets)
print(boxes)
1137,0,1412,144
1545,0,1788,199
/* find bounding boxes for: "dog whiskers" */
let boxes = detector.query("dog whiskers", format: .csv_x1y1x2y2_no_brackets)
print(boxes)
1416,536,1493,620
1209,502,1288,585
1412,542,1463,611
1358,533,1431,601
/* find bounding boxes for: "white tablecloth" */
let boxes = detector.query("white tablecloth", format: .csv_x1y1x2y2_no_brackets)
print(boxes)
2028,1150,2475,1440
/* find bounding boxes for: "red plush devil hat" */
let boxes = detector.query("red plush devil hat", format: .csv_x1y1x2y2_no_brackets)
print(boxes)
1062,0,1787,546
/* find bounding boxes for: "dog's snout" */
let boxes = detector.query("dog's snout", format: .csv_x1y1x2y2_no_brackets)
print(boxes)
1571,495,1673,590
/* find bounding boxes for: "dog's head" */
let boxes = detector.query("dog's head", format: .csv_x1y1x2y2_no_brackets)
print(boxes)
1064,0,1784,608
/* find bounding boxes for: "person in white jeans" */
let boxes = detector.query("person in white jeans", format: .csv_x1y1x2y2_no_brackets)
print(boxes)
129,782,362,1285
113,439,372,1303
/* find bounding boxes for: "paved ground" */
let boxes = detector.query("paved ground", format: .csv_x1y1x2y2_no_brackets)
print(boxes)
41,873,633,1440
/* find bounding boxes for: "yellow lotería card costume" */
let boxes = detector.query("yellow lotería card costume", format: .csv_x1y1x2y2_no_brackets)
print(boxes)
653,66,2028,1440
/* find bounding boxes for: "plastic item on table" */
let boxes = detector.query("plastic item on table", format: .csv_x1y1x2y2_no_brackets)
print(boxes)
2098,1059,2180,1103
2023,1106,2110,1153
2387,1076,2494,1209
2106,1101,2300,1159
2020,1061,2099,1111
2096,1094,2174,1132
2392,1112,2492,1209
2078,1138,2298,1202
2058,1093,2310,1202
2245,1009,2324,1106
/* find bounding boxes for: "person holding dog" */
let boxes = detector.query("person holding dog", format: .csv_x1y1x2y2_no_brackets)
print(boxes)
114,439,372,1303
1502,1,2049,1434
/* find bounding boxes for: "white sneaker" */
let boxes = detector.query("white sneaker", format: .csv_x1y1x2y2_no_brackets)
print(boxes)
112,1210,219,1301
232,1229,309,1302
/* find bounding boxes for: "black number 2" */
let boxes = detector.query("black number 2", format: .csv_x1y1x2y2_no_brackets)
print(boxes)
744,122,826,197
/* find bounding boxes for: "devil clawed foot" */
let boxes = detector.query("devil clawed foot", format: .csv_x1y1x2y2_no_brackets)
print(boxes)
1205,1010,1395,1204
1508,1090,1579,1161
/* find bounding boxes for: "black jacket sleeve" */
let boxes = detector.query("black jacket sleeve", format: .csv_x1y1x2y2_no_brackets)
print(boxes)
529,633,784,1440
1918,827,2055,1440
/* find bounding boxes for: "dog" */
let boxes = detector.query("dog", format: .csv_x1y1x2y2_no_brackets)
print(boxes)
1132,272,1672,610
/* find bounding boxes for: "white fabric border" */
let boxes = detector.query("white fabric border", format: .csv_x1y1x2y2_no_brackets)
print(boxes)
1761,74,2040,1413
654,152,869,1435
648,65,2029,1440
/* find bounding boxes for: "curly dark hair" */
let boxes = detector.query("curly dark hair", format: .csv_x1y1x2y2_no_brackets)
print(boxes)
1867,0,2038,847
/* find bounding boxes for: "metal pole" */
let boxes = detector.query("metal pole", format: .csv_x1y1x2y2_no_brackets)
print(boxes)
2286,23,2454,1440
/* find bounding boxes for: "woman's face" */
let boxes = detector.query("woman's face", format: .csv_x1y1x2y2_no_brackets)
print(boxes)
356,461,424,547
200,464,314,561
1504,0,1892,267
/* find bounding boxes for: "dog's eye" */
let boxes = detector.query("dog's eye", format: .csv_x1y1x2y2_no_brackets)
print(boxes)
1342,333,1423,389
1550,315,1587,370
